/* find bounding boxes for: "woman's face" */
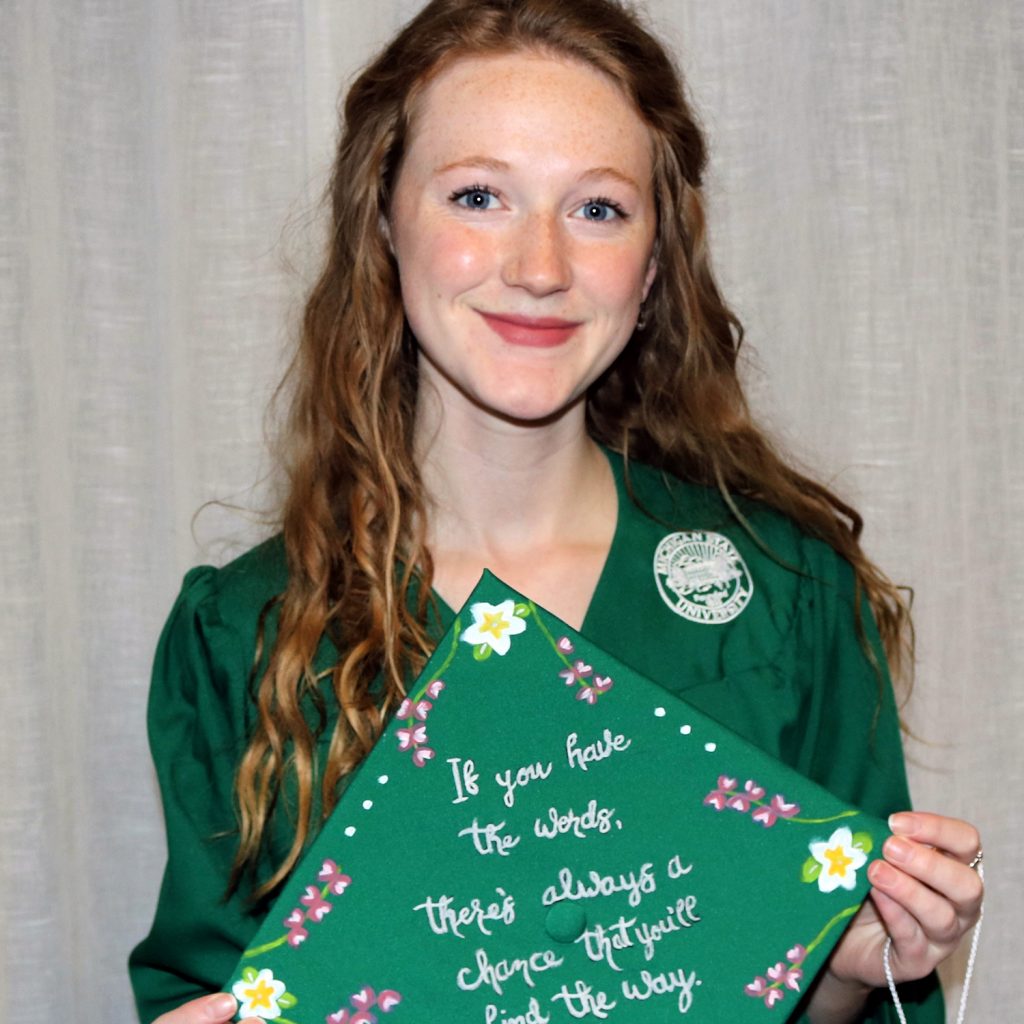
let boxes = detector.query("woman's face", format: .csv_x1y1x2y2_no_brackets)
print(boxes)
389,51,658,429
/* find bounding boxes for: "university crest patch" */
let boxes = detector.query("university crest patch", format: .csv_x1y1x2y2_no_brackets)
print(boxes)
653,530,753,624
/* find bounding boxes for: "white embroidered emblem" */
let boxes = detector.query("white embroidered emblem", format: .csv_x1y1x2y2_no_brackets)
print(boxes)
653,531,753,624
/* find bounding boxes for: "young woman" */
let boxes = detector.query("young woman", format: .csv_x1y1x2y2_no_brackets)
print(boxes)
130,1,983,1021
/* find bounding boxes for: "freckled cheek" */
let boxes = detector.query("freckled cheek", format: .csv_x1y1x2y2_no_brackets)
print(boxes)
580,248,653,312
429,227,494,287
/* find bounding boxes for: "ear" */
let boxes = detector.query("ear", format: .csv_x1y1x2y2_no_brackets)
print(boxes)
379,213,394,255
641,249,657,301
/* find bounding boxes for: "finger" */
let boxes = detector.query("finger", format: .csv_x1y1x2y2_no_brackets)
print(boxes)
881,835,984,917
889,811,981,864
869,884,922,949
868,858,964,946
153,993,238,1024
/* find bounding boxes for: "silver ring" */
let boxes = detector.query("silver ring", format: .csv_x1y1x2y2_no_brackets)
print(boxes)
968,848,983,869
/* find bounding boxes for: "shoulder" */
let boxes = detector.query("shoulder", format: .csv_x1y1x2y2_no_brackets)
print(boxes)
612,447,851,596
150,535,288,714
600,449,900,793
176,534,288,634
597,447,868,700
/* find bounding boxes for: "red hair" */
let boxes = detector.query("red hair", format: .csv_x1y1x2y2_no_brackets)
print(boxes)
229,0,912,900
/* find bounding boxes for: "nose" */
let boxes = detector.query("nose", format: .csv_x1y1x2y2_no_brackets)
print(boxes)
501,213,572,296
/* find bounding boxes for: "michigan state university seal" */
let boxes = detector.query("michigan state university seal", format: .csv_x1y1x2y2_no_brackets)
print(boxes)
653,531,753,624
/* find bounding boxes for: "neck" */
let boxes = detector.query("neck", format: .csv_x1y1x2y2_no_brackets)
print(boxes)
415,387,610,557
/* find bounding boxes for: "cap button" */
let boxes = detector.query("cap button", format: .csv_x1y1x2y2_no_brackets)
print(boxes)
544,902,587,943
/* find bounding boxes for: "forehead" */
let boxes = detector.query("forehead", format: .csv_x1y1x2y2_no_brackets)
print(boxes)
402,51,653,178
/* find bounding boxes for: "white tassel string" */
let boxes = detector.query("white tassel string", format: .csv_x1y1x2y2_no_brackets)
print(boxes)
884,862,984,1024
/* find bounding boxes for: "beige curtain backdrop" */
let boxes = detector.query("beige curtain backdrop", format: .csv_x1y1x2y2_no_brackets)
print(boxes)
2,1,1019,1019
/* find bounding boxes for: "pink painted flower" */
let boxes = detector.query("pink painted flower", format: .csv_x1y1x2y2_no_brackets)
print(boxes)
726,779,764,812
558,660,592,685
396,724,427,750
704,775,738,811
746,946,806,1005
744,779,766,801
396,697,432,720
745,976,768,997
377,990,402,1013
576,674,613,704
411,746,435,767
425,678,445,698
350,987,376,1010
318,859,352,895
752,793,801,827
300,885,332,922
703,790,728,811
556,635,575,654
329,986,402,1022
283,907,309,946
772,794,800,818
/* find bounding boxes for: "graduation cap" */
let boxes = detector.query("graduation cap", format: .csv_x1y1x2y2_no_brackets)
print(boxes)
225,572,888,1022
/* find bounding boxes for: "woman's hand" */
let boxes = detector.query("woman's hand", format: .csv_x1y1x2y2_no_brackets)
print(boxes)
152,993,261,1024
808,811,984,1022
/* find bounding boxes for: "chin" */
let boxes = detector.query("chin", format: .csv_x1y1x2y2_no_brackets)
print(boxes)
472,387,585,427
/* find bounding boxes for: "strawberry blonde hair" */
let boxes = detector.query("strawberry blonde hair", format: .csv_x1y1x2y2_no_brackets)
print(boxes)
230,0,912,898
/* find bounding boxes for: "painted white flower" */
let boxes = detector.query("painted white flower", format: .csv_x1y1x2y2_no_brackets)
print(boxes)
232,967,287,1019
809,826,868,893
460,599,527,655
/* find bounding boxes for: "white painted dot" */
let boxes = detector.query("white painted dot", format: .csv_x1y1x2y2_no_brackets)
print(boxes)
654,707,666,718
704,742,717,753
344,825,356,837
377,774,389,785
680,724,692,735
362,799,373,810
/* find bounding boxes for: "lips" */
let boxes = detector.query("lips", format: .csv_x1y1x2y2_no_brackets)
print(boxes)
478,311,582,348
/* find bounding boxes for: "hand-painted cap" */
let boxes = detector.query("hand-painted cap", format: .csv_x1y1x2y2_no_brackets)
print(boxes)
226,572,886,1022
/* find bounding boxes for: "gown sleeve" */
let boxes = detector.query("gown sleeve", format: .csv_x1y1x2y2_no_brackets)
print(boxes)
129,567,265,1022
788,539,945,1023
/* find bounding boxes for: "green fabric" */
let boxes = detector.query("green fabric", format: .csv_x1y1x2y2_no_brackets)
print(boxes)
222,572,893,1020
129,451,943,1022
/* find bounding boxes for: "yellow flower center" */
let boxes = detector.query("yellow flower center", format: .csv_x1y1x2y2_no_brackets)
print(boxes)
479,611,510,639
244,978,275,1010
824,845,854,876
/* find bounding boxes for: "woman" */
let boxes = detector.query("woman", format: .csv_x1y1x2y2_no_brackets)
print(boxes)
130,1,983,1021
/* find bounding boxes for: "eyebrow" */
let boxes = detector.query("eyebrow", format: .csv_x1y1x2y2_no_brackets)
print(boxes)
434,157,641,192
578,166,642,192
435,156,511,175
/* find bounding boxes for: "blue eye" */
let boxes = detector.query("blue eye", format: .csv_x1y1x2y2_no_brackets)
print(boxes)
450,186,499,210
576,198,627,222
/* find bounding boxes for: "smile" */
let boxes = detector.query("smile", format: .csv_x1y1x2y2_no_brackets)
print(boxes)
478,311,582,348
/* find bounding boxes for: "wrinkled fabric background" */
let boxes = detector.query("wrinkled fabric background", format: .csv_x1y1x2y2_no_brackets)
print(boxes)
2,1,1018,1019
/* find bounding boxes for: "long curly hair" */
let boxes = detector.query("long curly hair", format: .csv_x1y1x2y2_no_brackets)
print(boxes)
229,0,913,899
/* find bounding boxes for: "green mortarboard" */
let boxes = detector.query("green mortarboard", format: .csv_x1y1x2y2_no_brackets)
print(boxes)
226,572,888,1022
